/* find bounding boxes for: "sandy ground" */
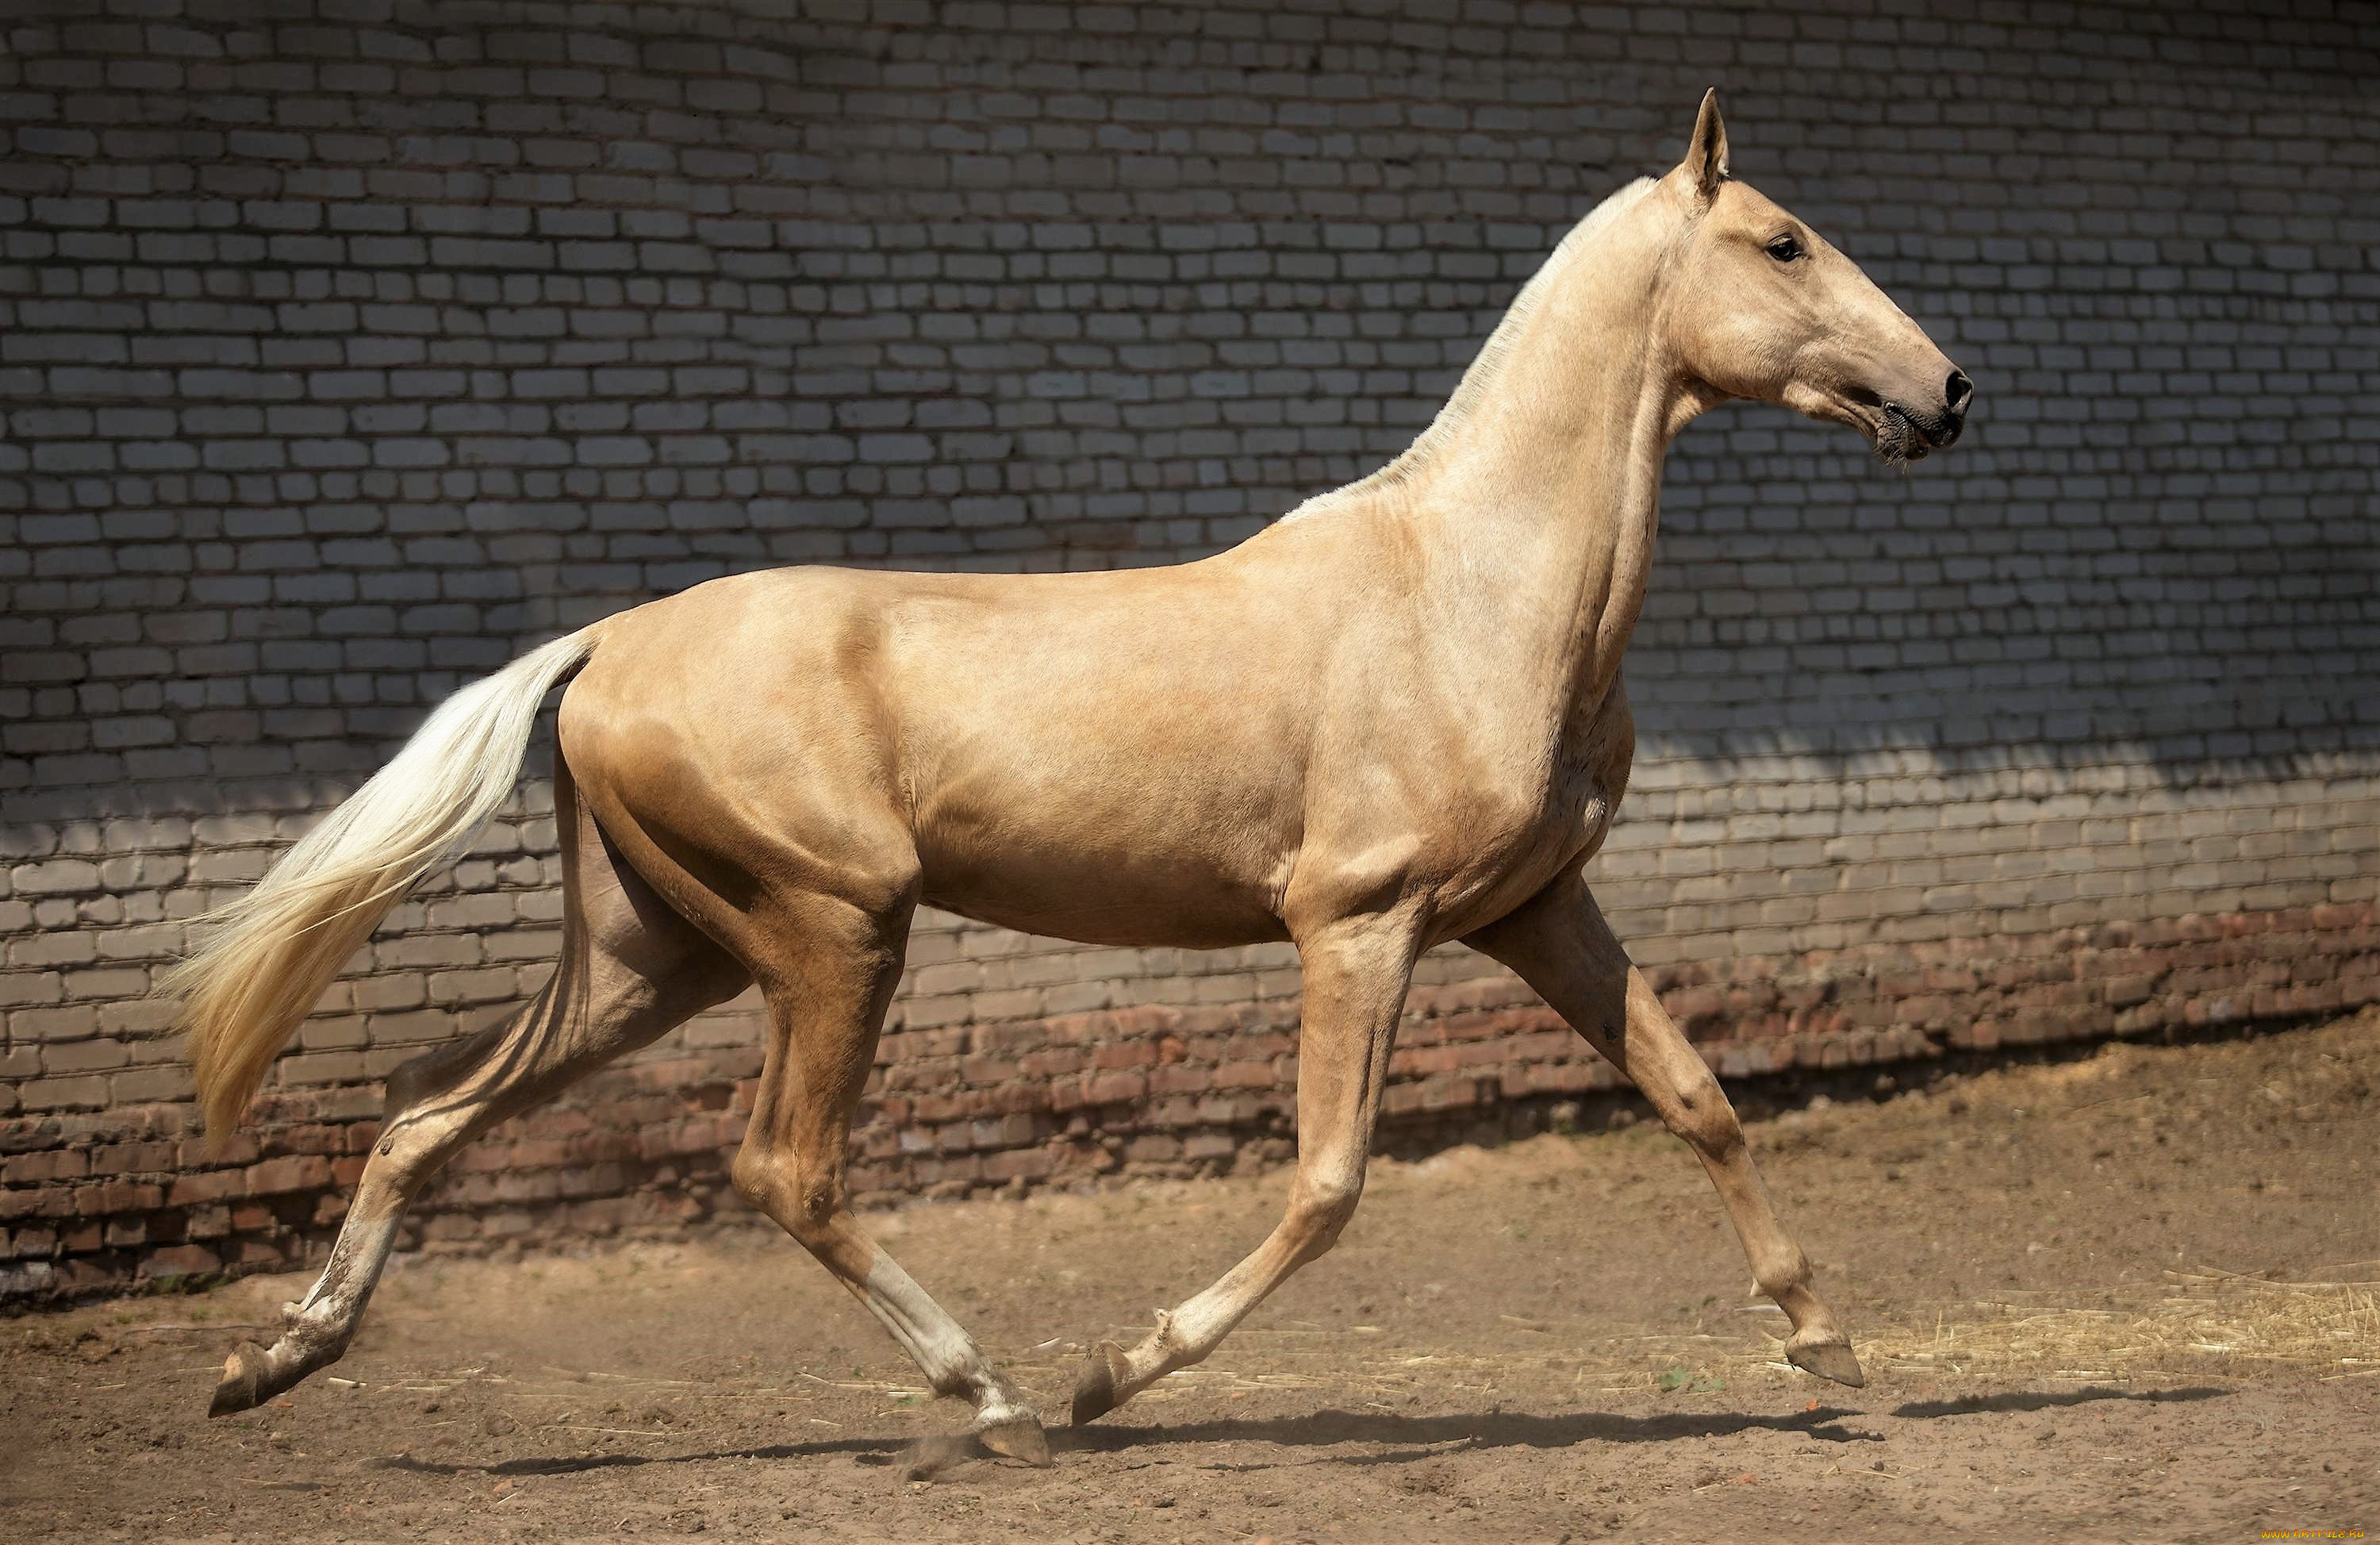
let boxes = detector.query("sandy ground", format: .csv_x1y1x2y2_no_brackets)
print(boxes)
4,1013,2377,1543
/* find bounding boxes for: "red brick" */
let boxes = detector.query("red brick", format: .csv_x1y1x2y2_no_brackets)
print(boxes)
4,1149,90,1185
0,1187,74,1222
166,1170,247,1206
1082,1071,1146,1106
242,1155,332,1196
90,1140,178,1176
76,1180,163,1216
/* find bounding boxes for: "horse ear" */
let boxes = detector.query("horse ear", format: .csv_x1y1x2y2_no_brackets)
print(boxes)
1683,87,1729,202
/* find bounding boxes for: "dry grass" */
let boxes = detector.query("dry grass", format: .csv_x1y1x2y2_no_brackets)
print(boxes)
1115,1265,2380,1402
1856,1264,2380,1385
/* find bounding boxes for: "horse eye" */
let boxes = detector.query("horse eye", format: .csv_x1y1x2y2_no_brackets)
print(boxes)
1766,235,1803,263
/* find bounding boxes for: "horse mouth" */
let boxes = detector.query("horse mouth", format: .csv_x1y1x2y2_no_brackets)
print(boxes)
1858,397,1959,466
1874,404,1932,463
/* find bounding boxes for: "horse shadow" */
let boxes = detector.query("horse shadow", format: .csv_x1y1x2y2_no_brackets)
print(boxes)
1887,1385,2227,1420
370,1386,2228,1482
377,1403,1876,1480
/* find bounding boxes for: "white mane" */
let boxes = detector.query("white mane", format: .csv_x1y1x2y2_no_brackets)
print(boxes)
1279,175,1658,523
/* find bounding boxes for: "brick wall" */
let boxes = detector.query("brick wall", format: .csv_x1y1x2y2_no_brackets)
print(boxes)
3,0,2376,1305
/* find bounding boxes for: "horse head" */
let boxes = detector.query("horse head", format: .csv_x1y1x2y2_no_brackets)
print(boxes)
1659,90,1973,463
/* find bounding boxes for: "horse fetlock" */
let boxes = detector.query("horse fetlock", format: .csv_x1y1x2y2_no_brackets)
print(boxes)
1069,1339,1135,1427
1749,1241,1818,1305
966,1370,1035,1424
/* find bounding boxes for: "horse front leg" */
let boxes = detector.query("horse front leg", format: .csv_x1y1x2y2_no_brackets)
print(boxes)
1072,909,1423,1425
1467,873,1864,1386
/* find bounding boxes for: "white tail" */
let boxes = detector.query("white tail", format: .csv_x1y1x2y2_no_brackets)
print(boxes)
163,627,601,1141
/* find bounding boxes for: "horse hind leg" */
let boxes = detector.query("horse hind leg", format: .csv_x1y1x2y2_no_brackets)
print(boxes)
725,890,1050,1469
208,763,749,1416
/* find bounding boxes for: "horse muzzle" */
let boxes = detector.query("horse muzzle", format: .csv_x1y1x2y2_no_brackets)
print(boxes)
1885,367,1973,455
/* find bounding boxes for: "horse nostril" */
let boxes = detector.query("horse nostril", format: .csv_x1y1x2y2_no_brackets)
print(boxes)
1944,369,1973,417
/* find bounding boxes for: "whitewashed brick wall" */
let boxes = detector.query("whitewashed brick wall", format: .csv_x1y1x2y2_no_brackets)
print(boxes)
2,0,2374,1299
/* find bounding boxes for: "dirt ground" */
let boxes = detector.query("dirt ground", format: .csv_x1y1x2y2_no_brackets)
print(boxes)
5,1015,2377,1544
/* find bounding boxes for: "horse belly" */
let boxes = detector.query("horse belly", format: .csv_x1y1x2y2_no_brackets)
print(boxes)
916,814,1292,950
892,605,1311,947
903,709,1300,948
921,870,1290,950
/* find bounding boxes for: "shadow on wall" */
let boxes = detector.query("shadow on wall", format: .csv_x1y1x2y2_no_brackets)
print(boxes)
2,1,2376,837
1632,400,2378,785
11,395,2372,835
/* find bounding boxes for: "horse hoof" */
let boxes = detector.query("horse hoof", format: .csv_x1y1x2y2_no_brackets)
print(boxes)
208,1342,271,1417
1787,1336,1866,1389
977,1412,1051,1467
1069,1341,1130,1427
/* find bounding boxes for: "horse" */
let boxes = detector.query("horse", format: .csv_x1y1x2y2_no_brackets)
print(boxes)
167,91,1971,1466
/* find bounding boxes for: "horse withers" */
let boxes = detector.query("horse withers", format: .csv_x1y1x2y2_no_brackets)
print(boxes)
167,91,1971,1465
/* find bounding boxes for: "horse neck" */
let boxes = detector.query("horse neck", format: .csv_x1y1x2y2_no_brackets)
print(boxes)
1403,218,1691,716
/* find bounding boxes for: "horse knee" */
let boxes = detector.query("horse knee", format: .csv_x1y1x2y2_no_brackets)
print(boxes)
729,1144,792,1215
731,1144,841,1244
369,1045,488,1188
1667,1071,1744,1159
1288,1170,1365,1258
380,1037,471,1121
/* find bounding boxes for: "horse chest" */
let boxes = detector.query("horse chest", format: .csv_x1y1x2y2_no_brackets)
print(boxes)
1445,686,1635,913
1407,746,1618,934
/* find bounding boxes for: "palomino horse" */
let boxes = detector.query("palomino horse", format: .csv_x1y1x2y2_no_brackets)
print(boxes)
169,93,1970,1463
